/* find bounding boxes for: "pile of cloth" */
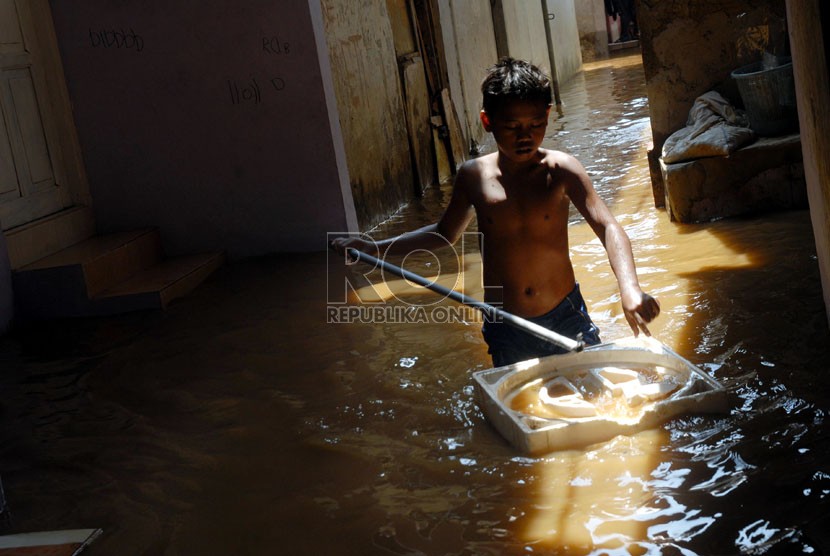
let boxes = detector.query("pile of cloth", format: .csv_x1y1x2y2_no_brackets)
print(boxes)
661,91,756,164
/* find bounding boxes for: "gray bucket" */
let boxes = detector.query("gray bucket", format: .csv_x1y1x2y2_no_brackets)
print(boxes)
731,58,798,136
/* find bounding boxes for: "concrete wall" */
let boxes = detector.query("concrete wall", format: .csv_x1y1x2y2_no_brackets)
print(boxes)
438,0,499,150
575,0,609,62
787,0,830,326
437,0,584,149
636,0,788,205
48,0,357,258
321,0,414,230
545,0,583,85
492,0,552,72
492,0,586,92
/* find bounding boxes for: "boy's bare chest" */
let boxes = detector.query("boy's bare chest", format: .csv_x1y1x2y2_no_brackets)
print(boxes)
473,171,569,227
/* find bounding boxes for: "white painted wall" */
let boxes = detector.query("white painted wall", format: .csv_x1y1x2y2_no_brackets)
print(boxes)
438,0,499,150
546,0,583,85
49,0,357,257
497,1,552,73
437,1,582,148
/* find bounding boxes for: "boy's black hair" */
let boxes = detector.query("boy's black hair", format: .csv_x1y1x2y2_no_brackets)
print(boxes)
481,57,552,115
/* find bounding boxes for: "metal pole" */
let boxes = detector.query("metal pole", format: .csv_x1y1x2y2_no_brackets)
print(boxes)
346,248,583,352
541,0,562,105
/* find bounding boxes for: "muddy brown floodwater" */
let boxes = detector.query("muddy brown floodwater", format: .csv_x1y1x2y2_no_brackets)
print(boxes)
1,53,829,555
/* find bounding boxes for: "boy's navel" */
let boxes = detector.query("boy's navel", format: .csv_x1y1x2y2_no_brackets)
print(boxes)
524,287,534,296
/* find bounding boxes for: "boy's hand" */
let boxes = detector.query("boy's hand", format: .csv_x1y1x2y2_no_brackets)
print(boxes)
329,235,379,261
621,289,661,337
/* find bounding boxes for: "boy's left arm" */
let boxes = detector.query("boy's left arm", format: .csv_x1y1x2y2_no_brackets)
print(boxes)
555,154,661,336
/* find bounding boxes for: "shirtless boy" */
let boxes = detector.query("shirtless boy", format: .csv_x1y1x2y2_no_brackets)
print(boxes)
333,57,660,366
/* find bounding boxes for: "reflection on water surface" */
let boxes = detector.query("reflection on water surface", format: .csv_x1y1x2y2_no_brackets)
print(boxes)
1,52,829,555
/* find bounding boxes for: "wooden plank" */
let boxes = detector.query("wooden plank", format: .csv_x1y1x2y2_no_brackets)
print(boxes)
385,0,417,58
432,125,451,183
440,88,466,169
402,55,435,192
412,0,449,95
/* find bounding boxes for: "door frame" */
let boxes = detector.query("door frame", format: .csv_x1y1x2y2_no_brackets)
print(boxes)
1,0,93,269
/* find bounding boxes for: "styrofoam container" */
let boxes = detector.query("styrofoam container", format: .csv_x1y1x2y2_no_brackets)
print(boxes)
473,336,728,454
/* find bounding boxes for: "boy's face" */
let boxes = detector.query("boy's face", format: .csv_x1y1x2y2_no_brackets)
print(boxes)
480,100,551,164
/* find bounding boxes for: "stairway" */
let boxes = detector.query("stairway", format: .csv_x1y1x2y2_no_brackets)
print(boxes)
12,228,224,320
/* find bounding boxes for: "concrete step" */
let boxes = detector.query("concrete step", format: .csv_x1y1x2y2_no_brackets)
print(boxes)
94,252,225,311
19,228,163,297
12,230,224,320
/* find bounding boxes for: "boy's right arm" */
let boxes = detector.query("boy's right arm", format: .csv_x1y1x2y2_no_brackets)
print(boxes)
330,164,476,259
330,222,447,259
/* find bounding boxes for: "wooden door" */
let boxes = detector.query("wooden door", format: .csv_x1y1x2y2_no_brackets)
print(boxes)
0,0,72,231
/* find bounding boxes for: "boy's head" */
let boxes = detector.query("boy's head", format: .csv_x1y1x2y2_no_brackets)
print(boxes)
481,57,552,117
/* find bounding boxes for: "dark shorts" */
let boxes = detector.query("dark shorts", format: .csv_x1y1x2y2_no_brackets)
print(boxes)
481,283,601,367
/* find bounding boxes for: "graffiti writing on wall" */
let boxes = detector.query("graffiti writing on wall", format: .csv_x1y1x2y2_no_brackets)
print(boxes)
227,35,291,105
89,28,144,52
228,76,287,105
262,36,291,55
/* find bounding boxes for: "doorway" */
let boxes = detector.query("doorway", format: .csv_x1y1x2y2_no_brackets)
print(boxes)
0,0,92,268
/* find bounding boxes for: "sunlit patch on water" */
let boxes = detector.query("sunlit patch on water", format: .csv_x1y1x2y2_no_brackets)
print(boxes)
319,53,830,556
735,519,797,554
397,355,419,368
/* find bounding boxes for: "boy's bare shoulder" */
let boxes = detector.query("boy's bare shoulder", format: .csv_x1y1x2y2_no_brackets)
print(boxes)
456,153,497,186
541,148,588,183
458,153,498,174
541,148,579,169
